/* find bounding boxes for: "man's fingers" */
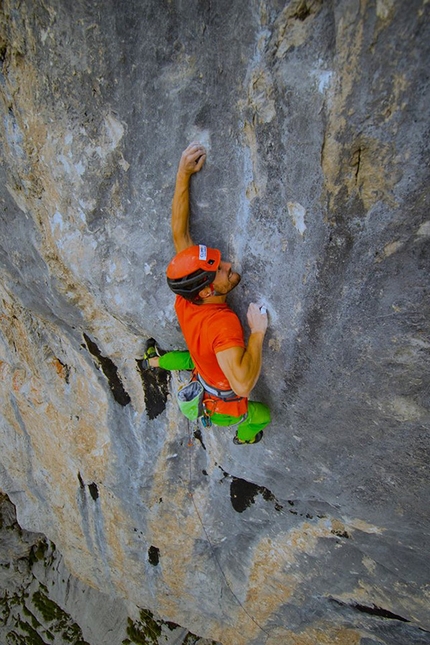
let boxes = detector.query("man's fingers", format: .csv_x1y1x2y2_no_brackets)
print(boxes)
185,142,206,158
185,144,206,172
179,143,207,175
190,149,206,164
249,302,266,315
194,153,206,171
188,141,205,150
247,302,268,334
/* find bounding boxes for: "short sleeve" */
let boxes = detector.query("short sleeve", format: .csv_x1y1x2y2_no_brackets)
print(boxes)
207,309,245,354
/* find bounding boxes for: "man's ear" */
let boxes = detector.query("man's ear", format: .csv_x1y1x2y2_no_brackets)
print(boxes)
199,286,212,299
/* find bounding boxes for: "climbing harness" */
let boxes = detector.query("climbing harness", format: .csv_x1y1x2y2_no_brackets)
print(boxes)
196,372,243,402
177,371,245,424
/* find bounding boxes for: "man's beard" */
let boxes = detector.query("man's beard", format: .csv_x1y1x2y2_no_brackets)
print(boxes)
215,271,241,295
229,271,241,289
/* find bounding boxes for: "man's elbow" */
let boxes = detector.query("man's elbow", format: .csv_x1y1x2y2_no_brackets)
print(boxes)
234,387,251,399
172,233,193,253
231,380,253,399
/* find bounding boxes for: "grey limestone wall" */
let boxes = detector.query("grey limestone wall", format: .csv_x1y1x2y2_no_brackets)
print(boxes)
0,1,429,644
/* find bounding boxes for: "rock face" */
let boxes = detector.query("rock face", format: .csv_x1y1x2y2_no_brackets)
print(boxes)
0,1,429,644
0,493,219,645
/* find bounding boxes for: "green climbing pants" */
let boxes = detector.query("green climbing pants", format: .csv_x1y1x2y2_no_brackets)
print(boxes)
158,350,270,442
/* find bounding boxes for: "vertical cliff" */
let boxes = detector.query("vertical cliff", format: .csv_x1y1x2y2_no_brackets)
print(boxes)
0,493,219,644
0,1,429,644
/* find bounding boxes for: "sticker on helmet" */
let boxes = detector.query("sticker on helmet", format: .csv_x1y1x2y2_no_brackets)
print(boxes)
199,245,207,261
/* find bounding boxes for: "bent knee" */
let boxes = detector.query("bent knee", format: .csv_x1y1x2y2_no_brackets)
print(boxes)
248,401,271,427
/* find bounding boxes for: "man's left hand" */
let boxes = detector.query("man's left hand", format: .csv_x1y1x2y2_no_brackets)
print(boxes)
247,303,268,336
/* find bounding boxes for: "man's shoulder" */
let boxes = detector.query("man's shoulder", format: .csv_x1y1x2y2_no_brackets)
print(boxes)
175,297,242,328
205,305,243,337
204,303,239,322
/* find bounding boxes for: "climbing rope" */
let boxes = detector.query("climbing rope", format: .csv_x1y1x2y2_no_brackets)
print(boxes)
186,419,271,644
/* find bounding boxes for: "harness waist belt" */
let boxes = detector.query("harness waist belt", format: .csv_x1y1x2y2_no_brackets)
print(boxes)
196,373,241,401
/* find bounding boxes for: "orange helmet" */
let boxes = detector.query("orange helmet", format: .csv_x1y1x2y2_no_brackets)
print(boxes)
166,245,221,302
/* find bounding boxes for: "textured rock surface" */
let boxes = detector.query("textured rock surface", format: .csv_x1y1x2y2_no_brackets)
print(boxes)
0,493,219,645
0,1,429,644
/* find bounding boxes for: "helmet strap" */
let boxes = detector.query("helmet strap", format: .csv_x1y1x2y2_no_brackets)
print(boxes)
209,284,222,297
201,284,221,299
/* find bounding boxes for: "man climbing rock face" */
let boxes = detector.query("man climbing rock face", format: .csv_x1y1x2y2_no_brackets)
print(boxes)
144,143,271,444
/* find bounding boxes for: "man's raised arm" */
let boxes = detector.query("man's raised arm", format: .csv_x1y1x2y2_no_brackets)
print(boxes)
171,143,206,253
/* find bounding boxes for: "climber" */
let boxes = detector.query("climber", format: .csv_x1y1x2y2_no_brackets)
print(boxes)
142,142,270,444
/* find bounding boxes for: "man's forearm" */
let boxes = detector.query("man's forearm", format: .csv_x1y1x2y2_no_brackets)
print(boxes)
216,331,265,399
236,332,265,397
171,170,193,252
237,303,268,396
171,143,206,253
216,303,268,398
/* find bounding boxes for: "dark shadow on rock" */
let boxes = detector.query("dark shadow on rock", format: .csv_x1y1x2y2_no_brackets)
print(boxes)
136,361,170,420
230,476,283,513
148,545,160,566
83,333,131,406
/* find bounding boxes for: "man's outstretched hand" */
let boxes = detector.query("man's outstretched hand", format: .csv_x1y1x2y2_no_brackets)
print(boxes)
178,142,206,177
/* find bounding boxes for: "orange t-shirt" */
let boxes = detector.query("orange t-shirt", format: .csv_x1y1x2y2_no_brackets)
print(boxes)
175,296,248,416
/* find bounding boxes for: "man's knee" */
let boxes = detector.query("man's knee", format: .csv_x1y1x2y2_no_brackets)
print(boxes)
158,350,194,371
247,401,271,428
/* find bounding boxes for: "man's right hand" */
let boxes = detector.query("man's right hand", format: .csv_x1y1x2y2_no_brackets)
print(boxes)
178,142,206,177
